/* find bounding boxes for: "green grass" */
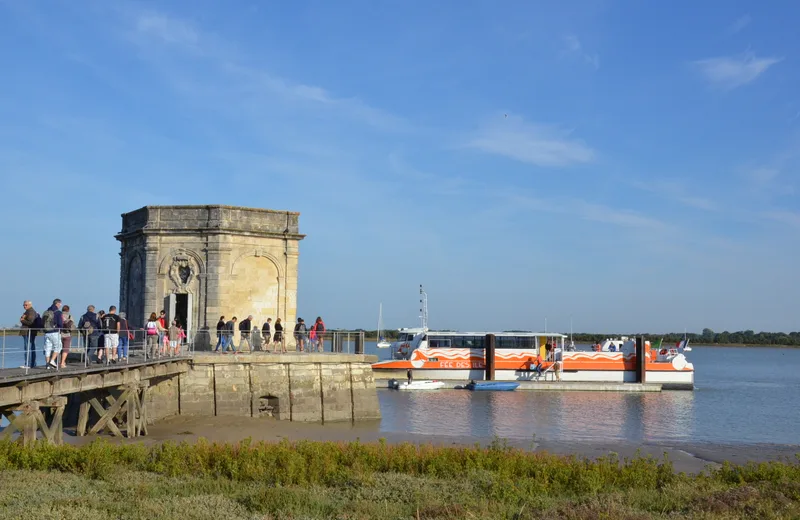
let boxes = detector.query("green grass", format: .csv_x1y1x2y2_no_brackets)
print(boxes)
0,438,798,519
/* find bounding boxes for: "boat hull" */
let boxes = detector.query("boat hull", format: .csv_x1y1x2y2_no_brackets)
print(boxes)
394,380,446,390
466,381,519,391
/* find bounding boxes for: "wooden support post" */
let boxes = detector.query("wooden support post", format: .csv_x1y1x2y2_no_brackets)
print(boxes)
77,398,90,437
127,392,136,438
0,397,68,446
635,337,646,384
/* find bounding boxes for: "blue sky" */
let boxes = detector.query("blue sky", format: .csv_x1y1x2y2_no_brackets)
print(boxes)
1,0,798,333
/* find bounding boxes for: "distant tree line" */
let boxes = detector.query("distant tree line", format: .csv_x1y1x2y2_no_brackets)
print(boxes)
358,328,800,346
571,329,800,346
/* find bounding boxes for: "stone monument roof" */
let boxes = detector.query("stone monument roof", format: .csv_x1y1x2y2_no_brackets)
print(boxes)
116,205,304,240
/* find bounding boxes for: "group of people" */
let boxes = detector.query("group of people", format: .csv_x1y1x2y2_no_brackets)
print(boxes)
18,299,135,369
144,310,187,358
214,315,326,353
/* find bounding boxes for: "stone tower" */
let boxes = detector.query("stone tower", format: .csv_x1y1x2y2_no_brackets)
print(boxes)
116,205,304,338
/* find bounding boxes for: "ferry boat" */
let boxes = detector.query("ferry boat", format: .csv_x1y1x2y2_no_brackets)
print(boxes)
372,331,694,390
371,287,694,390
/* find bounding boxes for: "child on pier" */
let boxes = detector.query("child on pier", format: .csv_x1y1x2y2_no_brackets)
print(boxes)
168,320,181,357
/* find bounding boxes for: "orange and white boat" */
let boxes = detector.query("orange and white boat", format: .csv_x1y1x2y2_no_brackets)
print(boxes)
372,331,694,390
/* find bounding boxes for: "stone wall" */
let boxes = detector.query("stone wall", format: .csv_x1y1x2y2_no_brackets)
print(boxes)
180,354,381,422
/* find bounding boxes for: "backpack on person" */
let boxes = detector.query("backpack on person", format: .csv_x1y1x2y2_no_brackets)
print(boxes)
80,315,94,335
298,322,307,333
42,309,55,330
33,313,43,330
145,321,157,336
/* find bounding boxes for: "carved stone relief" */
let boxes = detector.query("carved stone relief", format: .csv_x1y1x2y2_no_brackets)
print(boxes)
168,254,196,292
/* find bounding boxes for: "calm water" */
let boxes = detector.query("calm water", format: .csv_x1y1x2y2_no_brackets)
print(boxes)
2,336,798,445
369,344,800,445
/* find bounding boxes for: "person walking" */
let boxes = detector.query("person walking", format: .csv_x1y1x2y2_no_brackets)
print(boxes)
78,305,101,365
294,318,307,352
239,315,253,352
59,305,74,368
145,312,160,358
101,306,121,364
118,312,131,362
273,318,284,353
42,298,64,369
214,316,225,352
261,318,272,353
157,310,167,353
311,317,326,352
19,300,38,368
168,320,180,357
224,317,237,352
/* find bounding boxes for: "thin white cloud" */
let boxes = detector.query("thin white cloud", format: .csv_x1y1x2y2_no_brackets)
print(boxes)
633,179,717,211
744,167,780,185
466,115,595,167
763,211,800,229
136,13,199,46
728,14,751,34
692,52,782,89
502,192,671,234
127,10,406,131
562,34,600,70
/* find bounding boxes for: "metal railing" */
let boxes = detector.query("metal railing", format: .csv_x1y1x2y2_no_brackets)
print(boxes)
0,327,367,373
202,329,366,354
0,327,195,376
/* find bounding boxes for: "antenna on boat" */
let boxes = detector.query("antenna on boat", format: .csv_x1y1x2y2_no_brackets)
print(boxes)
419,285,428,331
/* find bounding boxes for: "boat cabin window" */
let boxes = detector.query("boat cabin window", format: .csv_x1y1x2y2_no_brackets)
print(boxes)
423,335,552,349
496,336,538,349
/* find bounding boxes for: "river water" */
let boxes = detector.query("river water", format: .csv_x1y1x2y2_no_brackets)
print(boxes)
1,337,797,446
369,344,800,446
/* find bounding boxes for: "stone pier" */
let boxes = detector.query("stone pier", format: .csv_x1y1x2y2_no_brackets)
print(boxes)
180,354,381,422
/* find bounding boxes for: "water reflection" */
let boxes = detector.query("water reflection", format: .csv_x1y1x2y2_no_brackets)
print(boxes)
379,389,698,443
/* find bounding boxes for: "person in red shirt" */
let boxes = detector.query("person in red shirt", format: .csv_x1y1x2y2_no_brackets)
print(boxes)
157,310,167,350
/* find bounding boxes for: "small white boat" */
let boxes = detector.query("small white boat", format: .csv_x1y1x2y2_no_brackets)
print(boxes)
396,380,445,390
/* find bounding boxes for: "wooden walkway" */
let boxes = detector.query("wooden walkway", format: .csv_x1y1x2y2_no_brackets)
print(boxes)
0,355,191,446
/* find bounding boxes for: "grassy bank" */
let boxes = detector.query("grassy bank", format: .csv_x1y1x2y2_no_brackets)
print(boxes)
0,439,798,519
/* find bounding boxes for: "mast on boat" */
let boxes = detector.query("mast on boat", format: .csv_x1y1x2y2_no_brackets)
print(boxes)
419,285,428,331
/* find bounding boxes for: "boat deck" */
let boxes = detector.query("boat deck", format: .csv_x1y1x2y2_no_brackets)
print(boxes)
376,379,662,392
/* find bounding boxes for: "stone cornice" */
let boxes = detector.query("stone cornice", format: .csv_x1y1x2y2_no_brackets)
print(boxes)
116,229,306,241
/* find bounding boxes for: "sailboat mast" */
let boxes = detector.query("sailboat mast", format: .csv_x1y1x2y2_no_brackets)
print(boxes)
419,285,428,331
378,303,382,338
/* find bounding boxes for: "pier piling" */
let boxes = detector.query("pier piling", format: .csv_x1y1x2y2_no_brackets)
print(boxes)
485,334,495,380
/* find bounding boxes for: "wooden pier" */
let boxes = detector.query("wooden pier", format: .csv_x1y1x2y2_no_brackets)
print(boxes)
0,357,190,445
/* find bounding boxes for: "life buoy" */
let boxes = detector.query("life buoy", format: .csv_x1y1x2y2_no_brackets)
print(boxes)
659,348,668,356
399,343,410,354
